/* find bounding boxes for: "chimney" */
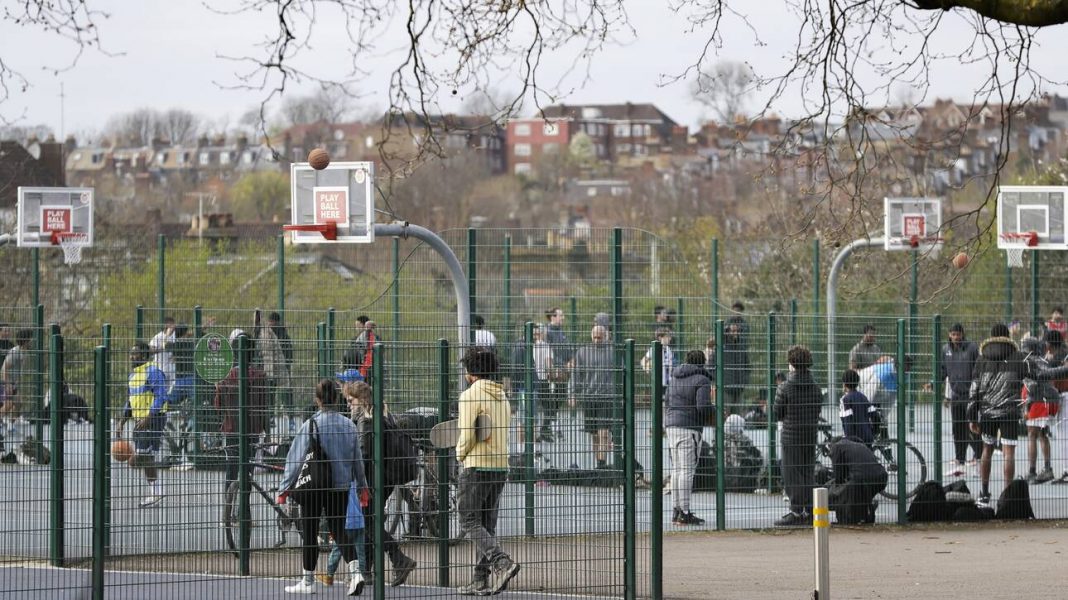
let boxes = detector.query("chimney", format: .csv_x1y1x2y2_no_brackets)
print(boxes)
197,134,210,148
64,135,77,154
236,134,249,153
38,140,66,186
151,136,165,152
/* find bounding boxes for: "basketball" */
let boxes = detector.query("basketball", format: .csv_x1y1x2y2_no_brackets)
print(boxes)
111,439,134,463
308,148,330,170
952,252,969,269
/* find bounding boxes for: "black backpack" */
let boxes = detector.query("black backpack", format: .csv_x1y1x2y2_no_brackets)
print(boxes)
694,441,717,491
996,479,1035,520
383,413,419,487
907,480,951,522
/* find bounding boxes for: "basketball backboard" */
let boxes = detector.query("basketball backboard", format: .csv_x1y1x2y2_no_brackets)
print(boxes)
883,197,942,251
996,186,1066,250
16,187,94,248
287,161,374,244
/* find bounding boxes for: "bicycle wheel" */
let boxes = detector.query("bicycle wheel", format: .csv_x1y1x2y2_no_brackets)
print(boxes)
385,485,417,538
877,440,927,500
222,480,239,554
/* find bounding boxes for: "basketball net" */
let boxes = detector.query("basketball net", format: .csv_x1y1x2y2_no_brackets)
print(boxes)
53,232,87,265
1005,248,1024,268
1001,232,1038,269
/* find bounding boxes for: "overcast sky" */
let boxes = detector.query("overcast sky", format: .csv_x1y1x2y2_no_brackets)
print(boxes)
3,1,1068,141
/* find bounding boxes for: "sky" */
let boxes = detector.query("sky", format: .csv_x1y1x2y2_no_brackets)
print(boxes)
4,1,1068,141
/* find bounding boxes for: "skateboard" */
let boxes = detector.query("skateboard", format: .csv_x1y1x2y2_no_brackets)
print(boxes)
429,414,492,449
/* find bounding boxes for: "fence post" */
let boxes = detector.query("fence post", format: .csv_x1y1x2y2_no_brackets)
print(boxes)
34,304,45,458
896,319,907,522
714,319,726,531
1032,251,1040,335
373,343,387,596
569,296,578,342
711,238,719,327
92,345,109,599
277,234,285,314
623,338,636,600
812,240,821,385
436,339,451,586
316,322,327,378
522,322,536,538
32,247,40,309
675,297,685,351
192,306,203,462
766,313,777,491
237,334,251,575
392,237,400,342
932,315,943,483
157,234,166,325
135,305,144,340
1005,260,1013,325
790,298,798,346
650,339,664,600
908,250,918,433
49,327,65,566
503,235,512,339
613,228,623,340
326,307,336,371
101,323,111,555
467,228,477,338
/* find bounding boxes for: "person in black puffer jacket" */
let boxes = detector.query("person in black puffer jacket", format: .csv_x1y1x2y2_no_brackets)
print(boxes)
969,323,1068,506
774,345,822,527
665,350,714,526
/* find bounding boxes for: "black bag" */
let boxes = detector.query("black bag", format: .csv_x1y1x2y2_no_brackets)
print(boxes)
943,480,974,505
383,413,419,486
952,503,993,522
694,441,717,491
996,479,1035,520
907,480,951,522
290,418,332,504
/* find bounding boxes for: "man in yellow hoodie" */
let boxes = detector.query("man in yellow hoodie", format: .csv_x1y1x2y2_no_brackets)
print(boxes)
456,347,521,596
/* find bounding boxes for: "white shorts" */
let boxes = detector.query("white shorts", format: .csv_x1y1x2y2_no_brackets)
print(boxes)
1026,417,1054,429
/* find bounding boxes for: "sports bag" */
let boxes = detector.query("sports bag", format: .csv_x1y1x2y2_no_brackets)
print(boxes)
383,413,419,486
291,418,332,504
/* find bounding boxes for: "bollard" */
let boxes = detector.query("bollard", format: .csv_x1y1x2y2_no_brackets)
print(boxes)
813,487,830,599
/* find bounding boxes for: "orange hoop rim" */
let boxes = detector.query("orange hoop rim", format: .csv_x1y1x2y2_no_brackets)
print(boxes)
1000,231,1040,247
283,222,338,241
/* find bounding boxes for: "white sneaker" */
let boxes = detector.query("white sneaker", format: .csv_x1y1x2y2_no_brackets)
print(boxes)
946,461,965,477
284,579,317,594
173,460,194,472
138,494,164,508
347,572,365,596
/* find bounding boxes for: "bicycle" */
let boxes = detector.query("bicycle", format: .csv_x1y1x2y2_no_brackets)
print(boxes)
385,445,466,543
815,421,928,500
215,442,304,554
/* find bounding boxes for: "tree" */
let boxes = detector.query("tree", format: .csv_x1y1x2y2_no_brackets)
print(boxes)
280,86,355,127
229,171,290,222
103,108,203,146
691,61,755,124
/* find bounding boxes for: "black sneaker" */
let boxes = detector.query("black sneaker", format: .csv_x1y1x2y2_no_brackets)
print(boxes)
491,560,521,594
977,492,992,508
458,578,491,596
1036,467,1055,484
671,507,682,524
680,512,705,526
391,556,416,587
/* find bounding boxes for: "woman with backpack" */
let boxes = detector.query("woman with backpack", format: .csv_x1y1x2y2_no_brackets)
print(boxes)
343,380,418,587
277,379,367,595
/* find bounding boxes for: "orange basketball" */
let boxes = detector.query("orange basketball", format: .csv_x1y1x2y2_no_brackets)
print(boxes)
111,439,134,463
308,148,330,170
952,252,969,270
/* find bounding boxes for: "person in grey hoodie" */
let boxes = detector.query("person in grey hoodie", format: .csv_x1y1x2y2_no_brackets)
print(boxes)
664,350,714,526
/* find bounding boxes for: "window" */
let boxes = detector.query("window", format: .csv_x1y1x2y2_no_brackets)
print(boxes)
199,152,210,165
365,136,375,148
617,143,631,153
614,123,630,137
514,123,531,136
542,122,559,136
244,151,255,164
634,144,646,156
514,162,531,175
514,143,531,157
156,152,168,165
587,187,597,197
542,143,559,154
219,152,231,165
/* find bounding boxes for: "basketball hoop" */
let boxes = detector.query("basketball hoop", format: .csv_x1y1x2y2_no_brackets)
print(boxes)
1000,231,1038,268
283,222,338,241
51,231,88,265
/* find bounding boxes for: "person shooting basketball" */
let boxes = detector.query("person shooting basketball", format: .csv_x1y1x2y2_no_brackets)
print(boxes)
115,341,171,508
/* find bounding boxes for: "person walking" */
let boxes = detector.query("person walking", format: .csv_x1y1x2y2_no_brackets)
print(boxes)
774,345,822,527
277,379,367,596
664,349,714,525
344,380,417,587
455,348,521,596
115,342,171,508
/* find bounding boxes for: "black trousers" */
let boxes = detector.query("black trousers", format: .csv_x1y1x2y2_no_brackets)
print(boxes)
363,484,405,569
950,398,982,463
299,489,357,572
781,435,816,514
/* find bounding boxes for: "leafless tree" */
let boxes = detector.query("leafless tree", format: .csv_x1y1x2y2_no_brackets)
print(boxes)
158,109,202,144
691,61,755,124
280,86,356,126
104,108,157,146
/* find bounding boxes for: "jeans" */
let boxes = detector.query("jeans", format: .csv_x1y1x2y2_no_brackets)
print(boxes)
327,528,367,576
667,427,700,512
457,468,510,578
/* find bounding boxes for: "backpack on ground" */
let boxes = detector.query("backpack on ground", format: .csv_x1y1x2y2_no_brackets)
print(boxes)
383,413,419,486
907,480,951,522
996,479,1035,520
694,440,717,491
943,480,974,505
